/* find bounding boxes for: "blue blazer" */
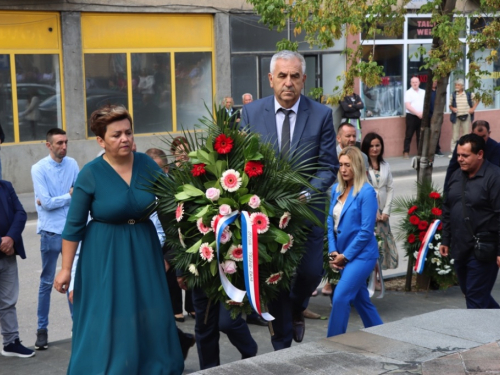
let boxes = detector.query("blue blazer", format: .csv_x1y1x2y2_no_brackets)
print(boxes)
0,180,27,259
240,95,338,194
328,182,378,261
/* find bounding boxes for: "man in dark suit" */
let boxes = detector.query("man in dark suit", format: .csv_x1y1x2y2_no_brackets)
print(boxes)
240,50,339,350
0,180,34,358
218,96,240,128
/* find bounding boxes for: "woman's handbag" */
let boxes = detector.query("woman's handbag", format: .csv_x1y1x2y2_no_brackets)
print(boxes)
461,178,498,263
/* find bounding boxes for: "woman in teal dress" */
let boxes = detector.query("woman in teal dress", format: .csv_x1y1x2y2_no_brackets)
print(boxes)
54,105,184,374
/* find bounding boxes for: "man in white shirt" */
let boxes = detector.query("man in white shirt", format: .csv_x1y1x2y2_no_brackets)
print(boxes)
403,77,426,159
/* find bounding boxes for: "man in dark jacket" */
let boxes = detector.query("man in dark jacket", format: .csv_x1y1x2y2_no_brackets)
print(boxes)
0,180,34,358
0,122,4,179
340,92,364,147
440,134,500,309
443,120,500,192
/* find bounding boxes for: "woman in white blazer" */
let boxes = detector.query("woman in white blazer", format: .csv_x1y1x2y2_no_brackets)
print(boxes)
361,132,398,271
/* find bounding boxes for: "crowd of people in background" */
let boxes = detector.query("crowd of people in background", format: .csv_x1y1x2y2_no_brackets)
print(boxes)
0,50,499,375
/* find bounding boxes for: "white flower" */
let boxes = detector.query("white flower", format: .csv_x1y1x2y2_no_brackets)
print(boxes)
444,265,450,269
413,251,418,258
450,259,455,264
428,243,434,250
434,234,441,240
431,257,442,266
434,250,441,258
188,264,199,276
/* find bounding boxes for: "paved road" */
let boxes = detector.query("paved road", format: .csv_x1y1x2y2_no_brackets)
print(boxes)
5,171,446,371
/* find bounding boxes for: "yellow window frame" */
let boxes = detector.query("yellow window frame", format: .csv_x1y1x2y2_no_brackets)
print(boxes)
0,11,65,144
81,13,215,138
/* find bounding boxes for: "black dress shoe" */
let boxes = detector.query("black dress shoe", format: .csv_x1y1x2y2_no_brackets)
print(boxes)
292,311,305,342
246,315,268,327
179,332,195,360
175,316,185,323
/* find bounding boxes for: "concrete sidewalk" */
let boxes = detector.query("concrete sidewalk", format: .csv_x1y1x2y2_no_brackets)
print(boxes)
2,276,499,374
16,154,451,220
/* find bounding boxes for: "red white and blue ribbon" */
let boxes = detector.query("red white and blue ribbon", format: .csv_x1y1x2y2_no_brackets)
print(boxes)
215,211,246,302
241,211,274,321
414,219,441,274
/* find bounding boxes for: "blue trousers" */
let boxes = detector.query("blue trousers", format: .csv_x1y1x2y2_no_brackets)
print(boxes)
191,287,257,370
268,225,325,350
37,231,72,330
454,255,500,309
327,257,383,337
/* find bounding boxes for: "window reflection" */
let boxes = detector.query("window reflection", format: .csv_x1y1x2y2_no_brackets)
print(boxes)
362,45,404,118
175,52,212,130
131,53,172,133
84,53,128,136
15,54,62,142
0,55,13,143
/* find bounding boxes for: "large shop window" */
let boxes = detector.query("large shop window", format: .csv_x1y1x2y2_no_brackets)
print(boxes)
81,14,214,135
229,14,345,105
362,45,403,118
0,12,64,143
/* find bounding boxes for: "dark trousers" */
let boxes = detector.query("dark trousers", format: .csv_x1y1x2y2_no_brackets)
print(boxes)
191,287,257,369
403,114,422,153
268,224,325,350
454,255,500,309
166,267,193,314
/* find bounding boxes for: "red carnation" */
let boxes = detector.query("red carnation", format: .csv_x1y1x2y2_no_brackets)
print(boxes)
408,234,416,244
419,231,426,241
191,163,206,177
214,134,234,154
418,220,429,231
431,207,442,216
409,215,420,225
244,161,264,178
408,205,418,215
438,223,443,230
429,192,441,199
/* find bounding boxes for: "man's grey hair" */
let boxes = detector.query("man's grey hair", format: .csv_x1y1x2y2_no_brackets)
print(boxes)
455,78,465,86
270,50,306,75
222,96,233,104
242,93,253,101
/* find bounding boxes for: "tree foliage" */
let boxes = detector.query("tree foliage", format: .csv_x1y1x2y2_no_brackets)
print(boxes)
248,0,500,183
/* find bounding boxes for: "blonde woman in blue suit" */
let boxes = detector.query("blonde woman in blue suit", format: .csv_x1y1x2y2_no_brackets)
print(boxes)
327,146,383,337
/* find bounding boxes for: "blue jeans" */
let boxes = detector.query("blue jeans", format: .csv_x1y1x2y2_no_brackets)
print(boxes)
37,231,71,330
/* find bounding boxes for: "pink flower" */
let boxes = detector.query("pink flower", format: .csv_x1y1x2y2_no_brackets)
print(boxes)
206,187,221,202
228,244,243,262
196,218,212,234
220,169,242,192
279,212,291,229
250,212,270,234
265,271,283,285
199,242,214,262
280,234,294,254
175,203,184,222
219,204,232,216
248,195,261,209
221,260,237,274
220,228,232,244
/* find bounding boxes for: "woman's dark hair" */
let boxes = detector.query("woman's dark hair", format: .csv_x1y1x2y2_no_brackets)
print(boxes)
89,104,133,138
361,132,385,168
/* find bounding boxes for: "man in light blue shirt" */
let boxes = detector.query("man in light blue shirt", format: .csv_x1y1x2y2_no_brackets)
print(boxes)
31,128,79,350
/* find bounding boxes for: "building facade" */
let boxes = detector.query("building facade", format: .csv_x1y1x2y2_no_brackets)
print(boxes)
1,1,499,192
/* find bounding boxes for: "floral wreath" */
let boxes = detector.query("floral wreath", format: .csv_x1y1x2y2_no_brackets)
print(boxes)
151,109,323,317
394,182,457,289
